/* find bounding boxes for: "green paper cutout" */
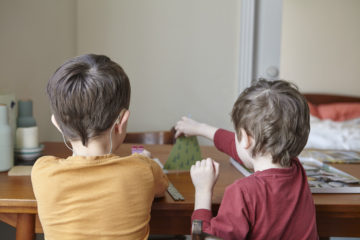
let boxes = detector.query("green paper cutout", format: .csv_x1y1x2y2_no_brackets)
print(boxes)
164,136,202,170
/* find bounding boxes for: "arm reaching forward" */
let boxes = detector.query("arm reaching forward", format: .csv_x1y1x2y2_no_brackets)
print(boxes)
175,117,218,141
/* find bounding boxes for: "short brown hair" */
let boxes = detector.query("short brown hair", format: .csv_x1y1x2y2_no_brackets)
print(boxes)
47,54,131,146
231,79,309,167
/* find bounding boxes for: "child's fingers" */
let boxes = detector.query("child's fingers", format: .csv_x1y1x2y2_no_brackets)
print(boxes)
174,130,181,138
174,122,181,137
206,158,213,169
140,149,151,158
174,120,186,138
190,164,195,173
213,161,220,177
195,160,201,167
200,159,207,167
207,158,219,176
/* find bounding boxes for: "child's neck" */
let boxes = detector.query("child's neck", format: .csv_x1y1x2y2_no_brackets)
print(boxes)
70,134,115,157
252,153,285,172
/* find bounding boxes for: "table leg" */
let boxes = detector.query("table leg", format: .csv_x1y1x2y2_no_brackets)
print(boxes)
16,213,35,240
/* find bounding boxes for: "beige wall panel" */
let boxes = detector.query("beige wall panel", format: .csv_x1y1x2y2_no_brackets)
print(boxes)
281,0,360,96
77,0,241,144
0,0,76,142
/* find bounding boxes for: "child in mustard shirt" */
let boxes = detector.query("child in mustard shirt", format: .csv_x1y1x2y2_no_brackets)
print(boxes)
31,54,168,240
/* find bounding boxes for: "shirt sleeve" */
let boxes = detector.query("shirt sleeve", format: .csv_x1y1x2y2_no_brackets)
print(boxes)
213,129,243,165
148,158,169,197
191,185,251,239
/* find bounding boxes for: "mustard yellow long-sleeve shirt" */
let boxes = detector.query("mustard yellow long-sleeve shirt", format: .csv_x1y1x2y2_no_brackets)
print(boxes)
31,153,169,240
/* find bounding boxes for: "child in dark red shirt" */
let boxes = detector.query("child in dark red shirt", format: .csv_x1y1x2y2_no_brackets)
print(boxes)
175,79,318,240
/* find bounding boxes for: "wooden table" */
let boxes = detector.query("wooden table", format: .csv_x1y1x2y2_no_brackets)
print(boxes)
1,142,360,239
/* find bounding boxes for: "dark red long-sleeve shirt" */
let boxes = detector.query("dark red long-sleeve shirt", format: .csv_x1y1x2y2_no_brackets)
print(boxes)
192,129,318,240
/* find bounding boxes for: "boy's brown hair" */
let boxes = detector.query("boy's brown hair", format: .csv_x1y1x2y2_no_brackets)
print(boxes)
47,54,131,146
231,79,309,167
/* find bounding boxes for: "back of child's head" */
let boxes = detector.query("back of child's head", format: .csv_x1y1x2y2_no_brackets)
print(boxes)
231,79,309,167
47,54,131,146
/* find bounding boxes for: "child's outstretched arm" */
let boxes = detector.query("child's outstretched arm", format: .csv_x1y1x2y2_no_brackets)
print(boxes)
175,117,218,141
191,158,220,210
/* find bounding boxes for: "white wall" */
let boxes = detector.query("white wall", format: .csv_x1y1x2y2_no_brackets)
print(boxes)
4,0,359,144
281,0,360,96
0,0,77,142
0,0,241,144
77,0,241,144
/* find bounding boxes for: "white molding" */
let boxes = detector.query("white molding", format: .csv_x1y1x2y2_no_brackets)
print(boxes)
238,0,256,93
255,0,283,81
238,0,283,93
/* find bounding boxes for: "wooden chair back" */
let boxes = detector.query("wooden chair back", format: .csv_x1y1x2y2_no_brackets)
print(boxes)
124,128,176,145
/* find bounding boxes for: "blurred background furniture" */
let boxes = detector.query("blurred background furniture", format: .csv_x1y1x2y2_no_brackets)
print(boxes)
303,93,360,105
124,128,176,145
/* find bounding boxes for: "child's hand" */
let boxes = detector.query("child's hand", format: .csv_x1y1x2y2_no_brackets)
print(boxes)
190,158,220,193
175,117,218,141
139,149,152,158
175,116,203,138
191,158,220,210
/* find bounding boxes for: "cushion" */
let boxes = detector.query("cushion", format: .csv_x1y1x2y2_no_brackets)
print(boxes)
308,102,360,122
308,102,321,119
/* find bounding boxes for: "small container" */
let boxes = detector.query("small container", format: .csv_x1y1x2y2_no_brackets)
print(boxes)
16,126,39,149
17,100,36,128
0,93,17,145
0,104,13,171
137,145,144,153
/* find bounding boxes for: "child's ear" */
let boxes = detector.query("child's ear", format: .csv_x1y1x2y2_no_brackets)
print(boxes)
239,128,253,149
51,114,62,133
116,110,130,134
